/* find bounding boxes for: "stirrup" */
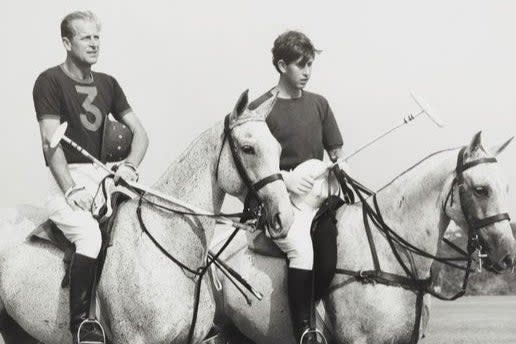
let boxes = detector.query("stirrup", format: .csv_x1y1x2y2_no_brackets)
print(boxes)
299,327,327,344
77,319,106,344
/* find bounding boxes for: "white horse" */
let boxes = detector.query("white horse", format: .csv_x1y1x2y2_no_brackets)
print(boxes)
215,132,516,344
0,90,294,344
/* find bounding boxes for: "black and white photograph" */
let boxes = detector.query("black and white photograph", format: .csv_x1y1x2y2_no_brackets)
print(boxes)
0,1,515,343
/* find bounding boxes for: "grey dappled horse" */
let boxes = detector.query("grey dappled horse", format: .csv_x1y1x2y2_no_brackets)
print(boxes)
0,90,294,344
215,132,516,344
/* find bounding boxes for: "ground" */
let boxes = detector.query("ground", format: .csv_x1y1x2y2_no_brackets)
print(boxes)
1,296,514,343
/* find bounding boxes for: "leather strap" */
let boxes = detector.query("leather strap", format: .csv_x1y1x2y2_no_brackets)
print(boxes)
252,173,283,191
470,213,510,230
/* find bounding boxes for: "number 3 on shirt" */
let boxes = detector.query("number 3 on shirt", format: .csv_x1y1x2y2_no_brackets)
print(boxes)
76,85,102,132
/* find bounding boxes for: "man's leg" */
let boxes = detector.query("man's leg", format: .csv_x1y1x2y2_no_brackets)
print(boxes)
47,199,103,343
274,206,316,343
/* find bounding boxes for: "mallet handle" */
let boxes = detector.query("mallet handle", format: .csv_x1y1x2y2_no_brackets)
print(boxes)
61,136,113,175
344,110,424,161
61,134,255,232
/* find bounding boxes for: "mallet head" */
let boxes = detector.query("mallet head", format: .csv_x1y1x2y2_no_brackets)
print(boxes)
50,122,68,149
410,92,445,128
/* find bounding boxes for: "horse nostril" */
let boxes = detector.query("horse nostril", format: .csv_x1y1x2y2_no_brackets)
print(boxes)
274,212,282,230
502,255,514,269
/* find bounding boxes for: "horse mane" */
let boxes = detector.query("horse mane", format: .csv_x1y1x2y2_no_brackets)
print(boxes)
376,146,462,192
229,112,266,129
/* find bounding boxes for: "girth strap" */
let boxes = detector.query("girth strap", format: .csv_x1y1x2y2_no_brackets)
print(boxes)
334,268,432,292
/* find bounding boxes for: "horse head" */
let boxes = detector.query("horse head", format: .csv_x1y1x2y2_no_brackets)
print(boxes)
445,132,515,272
216,90,293,239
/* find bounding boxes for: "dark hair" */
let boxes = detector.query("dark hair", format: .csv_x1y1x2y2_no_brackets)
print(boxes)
272,30,321,73
61,11,100,40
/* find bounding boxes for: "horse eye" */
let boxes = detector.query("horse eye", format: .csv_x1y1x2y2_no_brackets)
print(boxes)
473,186,489,197
241,145,255,154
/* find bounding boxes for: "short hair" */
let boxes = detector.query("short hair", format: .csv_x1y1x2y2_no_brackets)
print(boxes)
272,30,321,73
60,11,101,40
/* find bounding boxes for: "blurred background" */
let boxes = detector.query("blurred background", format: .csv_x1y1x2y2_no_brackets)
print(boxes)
1,1,515,213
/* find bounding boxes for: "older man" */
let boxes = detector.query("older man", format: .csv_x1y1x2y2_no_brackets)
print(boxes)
33,10,148,343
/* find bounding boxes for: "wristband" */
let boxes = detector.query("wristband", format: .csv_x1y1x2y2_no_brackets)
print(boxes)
121,161,138,173
64,185,85,199
119,161,139,181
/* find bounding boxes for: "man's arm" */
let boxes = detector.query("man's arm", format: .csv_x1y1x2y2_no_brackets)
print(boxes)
119,111,148,167
113,111,149,183
38,117,92,210
39,118,75,192
327,146,344,162
327,146,352,175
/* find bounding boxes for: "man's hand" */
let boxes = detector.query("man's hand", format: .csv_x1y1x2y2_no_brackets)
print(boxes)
65,186,93,211
282,170,315,195
114,162,139,185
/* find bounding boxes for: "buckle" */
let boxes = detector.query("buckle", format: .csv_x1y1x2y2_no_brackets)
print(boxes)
357,270,376,285
476,245,488,273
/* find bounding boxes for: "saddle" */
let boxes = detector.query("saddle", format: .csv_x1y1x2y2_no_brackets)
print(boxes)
248,195,345,300
245,161,351,301
29,178,133,287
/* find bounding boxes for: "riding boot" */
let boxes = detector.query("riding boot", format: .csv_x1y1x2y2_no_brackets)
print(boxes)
69,253,104,344
288,267,315,344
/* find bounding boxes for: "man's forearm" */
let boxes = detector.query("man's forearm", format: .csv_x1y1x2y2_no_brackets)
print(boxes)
125,127,149,167
45,145,76,194
328,146,344,162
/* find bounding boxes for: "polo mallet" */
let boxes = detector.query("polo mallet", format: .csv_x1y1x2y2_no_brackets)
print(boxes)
50,122,254,232
343,92,444,161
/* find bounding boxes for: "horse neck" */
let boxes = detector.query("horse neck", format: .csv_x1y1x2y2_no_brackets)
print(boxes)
150,123,226,241
371,149,457,275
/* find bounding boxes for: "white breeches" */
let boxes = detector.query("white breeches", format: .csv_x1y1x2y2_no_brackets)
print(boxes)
273,159,341,270
273,204,317,270
45,164,108,258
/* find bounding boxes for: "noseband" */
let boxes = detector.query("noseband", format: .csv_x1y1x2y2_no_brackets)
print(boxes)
216,114,283,213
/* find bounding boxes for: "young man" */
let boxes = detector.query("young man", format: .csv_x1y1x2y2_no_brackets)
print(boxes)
33,11,149,343
249,30,346,343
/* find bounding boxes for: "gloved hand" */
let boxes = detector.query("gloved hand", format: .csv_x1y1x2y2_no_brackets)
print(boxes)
65,186,93,211
114,162,139,185
282,170,315,195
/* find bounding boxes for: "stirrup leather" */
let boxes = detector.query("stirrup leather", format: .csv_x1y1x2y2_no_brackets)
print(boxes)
299,327,327,344
77,319,106,344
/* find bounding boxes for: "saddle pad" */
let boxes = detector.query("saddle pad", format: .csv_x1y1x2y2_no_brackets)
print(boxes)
29,185,132,251
246,230,285,258
30,220,75,253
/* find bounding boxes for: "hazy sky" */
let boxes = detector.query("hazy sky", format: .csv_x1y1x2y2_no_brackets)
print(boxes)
1,1,515,216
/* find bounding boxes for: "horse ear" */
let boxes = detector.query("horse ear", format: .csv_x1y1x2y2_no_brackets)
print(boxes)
230,89,249,120
490,136,514,156
253,89,279,118
467,131,483,153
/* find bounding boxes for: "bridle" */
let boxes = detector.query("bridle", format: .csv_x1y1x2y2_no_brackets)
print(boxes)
446,146,511,260
135,113,284,344
215,114,284,222
331,146,510,344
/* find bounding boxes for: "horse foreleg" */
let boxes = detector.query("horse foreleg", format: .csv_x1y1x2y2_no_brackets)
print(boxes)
0,311,41,344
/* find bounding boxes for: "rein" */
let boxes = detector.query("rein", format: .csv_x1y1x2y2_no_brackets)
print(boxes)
332,147,510,344
134,114,284,344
